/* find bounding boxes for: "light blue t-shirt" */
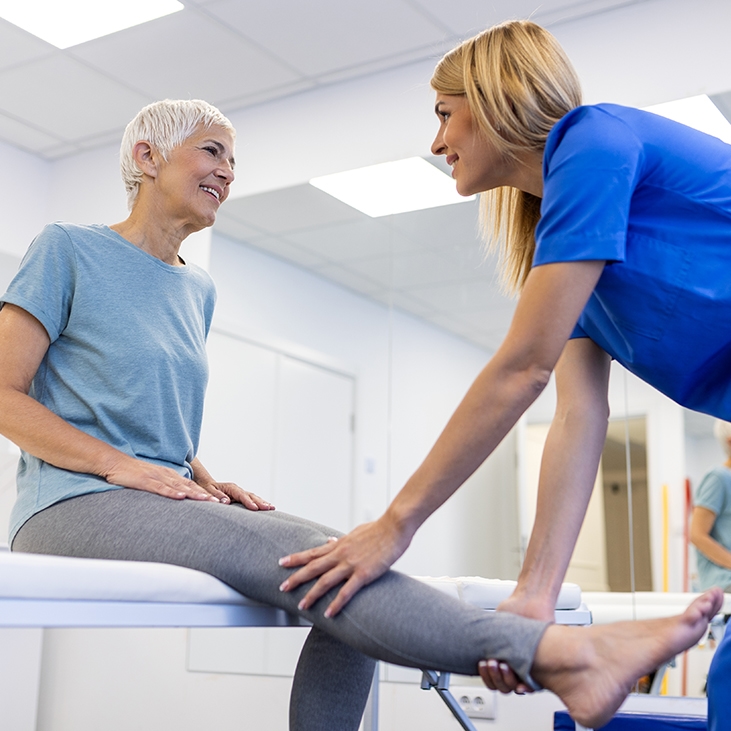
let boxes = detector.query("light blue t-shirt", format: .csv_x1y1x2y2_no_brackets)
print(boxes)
0,223,216,542
534,104,731,418
694,466,731,591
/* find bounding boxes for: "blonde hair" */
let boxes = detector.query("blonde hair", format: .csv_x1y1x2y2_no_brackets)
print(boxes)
120,99,235,210
431,20,582,292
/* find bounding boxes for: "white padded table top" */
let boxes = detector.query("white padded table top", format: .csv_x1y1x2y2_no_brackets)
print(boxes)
0,549,591,627
0,548,255,605
415,576,582,610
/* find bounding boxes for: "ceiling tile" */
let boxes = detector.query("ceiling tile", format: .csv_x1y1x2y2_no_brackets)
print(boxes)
388,290,438,318
0,111,62,153
213,212,268,243
287,218,421,262
0,56,150,140
311,263,383,296
390,250,473,288
409,0,641,36
0,19,54,72
222,184,362,235
69,9,301,105
404,278,506,312
244,235,332,270
383,198,481,250
216,78,317,111
204,0,448,77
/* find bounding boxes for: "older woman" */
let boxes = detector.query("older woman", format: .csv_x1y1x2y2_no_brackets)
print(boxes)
0,99,721,731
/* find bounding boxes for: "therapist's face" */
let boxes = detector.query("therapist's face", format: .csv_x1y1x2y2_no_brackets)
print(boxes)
430,93,510,197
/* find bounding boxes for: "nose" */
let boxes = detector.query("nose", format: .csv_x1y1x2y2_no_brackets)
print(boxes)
217,160,235,184
431,129,446,156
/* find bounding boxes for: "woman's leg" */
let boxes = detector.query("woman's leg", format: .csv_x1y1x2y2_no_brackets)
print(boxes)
13,492,545,671
13,490,723,730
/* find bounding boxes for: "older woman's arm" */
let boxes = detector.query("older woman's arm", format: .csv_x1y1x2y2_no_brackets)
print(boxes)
280,259,607,617
0,303,217,501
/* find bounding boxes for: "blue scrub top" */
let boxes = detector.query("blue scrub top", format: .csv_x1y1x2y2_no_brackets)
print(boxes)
534,104,731,418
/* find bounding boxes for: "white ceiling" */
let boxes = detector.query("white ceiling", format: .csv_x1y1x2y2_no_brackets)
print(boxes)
0,0,652,159
0,0,722,352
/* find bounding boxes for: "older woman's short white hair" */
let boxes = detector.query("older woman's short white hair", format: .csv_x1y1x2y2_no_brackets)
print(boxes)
120,99,235,210
714,419,731,457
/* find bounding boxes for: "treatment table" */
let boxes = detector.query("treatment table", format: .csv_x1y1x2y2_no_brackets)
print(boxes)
0,547,593,731
0,547,723,731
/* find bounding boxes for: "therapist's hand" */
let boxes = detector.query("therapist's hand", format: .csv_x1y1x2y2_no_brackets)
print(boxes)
478,589,556,694
278,515,412,617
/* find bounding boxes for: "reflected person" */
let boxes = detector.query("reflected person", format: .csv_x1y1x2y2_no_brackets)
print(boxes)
691,420,731,592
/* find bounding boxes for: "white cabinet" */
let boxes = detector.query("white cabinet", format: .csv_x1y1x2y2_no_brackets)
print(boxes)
190,329,356,677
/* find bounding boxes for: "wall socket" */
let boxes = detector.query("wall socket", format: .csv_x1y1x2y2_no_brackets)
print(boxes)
451,686,496,720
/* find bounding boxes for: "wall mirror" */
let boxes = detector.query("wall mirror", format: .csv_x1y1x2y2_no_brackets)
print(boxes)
192,171,727,697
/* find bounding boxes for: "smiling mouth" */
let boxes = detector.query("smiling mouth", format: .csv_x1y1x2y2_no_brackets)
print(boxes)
200,186,220,201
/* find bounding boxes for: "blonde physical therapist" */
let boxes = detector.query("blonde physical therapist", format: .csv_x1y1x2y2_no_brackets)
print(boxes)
280,19,731,704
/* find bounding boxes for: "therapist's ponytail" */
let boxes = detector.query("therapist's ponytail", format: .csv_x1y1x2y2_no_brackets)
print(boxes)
431,20,581,293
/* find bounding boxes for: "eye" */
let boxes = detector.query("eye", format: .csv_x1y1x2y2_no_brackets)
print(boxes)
202,146,218,156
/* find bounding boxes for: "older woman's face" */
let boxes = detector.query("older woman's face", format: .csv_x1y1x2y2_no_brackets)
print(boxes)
155,123,236,230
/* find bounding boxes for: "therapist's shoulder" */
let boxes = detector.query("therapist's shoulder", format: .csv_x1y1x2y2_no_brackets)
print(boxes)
545,104,642,163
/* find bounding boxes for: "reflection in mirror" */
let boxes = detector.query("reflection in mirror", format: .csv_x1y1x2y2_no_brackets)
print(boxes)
208,165,524,582
214,172,516,353
602,417,652,592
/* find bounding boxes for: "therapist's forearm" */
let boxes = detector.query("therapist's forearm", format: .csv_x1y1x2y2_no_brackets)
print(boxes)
514,400,608,607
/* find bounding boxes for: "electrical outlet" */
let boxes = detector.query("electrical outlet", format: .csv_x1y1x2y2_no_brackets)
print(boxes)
451,686,496,720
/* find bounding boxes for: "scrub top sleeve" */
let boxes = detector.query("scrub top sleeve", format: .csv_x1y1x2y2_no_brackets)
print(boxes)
695,472,726,516
534,106,645,267
0,224,77,343
569,321,589,340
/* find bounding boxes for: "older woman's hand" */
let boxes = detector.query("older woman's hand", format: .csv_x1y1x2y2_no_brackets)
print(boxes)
196,479,274,510
189,456,274,510
104,455,221,501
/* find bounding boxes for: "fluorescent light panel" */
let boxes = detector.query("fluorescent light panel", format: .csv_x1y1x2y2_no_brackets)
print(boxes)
0,0,184,49
310,157,474,218
644,94,731,144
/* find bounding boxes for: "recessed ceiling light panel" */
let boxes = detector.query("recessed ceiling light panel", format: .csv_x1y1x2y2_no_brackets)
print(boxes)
0,0,184,49
310,157,474,218
644,94,731,144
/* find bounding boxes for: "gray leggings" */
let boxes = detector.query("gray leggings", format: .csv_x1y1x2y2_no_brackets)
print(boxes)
13,489,548,731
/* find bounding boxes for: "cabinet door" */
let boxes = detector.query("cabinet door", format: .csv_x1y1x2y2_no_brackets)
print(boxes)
198,332,278,498
273,355,354,532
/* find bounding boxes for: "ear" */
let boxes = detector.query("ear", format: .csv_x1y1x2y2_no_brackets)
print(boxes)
132,140,159,179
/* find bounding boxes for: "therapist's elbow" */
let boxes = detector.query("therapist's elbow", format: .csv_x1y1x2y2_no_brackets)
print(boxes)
519,363,553,400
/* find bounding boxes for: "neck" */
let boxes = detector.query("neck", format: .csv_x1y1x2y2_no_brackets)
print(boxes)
110,198,198,266
510,148,544,198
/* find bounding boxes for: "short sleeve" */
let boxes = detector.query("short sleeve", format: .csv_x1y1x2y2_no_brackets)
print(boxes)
0,224,77,342
695,471,727,516
534,106,645,267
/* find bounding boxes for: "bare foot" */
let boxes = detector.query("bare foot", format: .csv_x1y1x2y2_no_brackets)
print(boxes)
529,588,723,728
